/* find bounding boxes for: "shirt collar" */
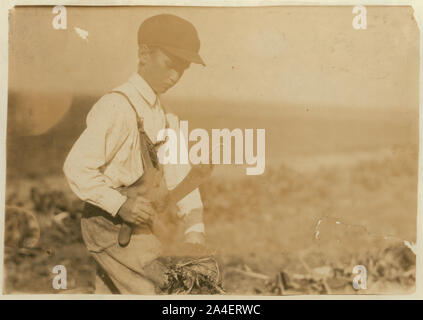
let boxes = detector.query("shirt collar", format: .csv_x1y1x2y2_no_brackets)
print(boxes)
129,73,158,108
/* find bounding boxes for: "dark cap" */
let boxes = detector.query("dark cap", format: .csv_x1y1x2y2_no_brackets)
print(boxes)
138,14,205,66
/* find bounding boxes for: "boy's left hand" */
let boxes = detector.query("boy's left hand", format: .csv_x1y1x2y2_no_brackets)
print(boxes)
184,231,205,245
181,232,209,257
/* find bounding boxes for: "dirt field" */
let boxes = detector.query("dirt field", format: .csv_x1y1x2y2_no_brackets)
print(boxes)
3,95,418,295
4,145,417,295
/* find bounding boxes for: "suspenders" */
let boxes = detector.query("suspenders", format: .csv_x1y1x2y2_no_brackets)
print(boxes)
110,90,169,170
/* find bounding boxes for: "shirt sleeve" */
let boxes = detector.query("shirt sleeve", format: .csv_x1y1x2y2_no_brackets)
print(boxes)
63,94,131,216
163,113,205,233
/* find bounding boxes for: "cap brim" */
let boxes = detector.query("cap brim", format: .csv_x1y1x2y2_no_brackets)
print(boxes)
160,45,206,66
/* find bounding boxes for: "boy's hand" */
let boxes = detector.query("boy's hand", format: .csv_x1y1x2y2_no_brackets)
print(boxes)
118,196,156,226
181,232,208,257
185,231,205,245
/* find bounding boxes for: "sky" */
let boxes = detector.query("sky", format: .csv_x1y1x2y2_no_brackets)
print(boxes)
8,5,419,109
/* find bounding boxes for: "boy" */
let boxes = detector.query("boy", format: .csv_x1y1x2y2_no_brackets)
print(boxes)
63,14,206,294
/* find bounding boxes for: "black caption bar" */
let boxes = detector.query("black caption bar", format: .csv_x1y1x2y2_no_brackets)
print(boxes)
0,300,419,319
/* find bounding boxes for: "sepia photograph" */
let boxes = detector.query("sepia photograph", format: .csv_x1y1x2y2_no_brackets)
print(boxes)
2,4,420,296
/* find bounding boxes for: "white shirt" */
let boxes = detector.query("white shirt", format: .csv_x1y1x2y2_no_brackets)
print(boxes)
63,73,203,222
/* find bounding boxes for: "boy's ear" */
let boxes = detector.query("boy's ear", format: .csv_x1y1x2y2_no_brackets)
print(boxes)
138,44,151,65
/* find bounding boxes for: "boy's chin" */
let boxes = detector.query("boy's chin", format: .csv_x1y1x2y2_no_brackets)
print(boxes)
158,83,176,94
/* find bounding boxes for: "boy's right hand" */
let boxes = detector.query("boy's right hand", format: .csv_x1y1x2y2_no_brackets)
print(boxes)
117,196,156,226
